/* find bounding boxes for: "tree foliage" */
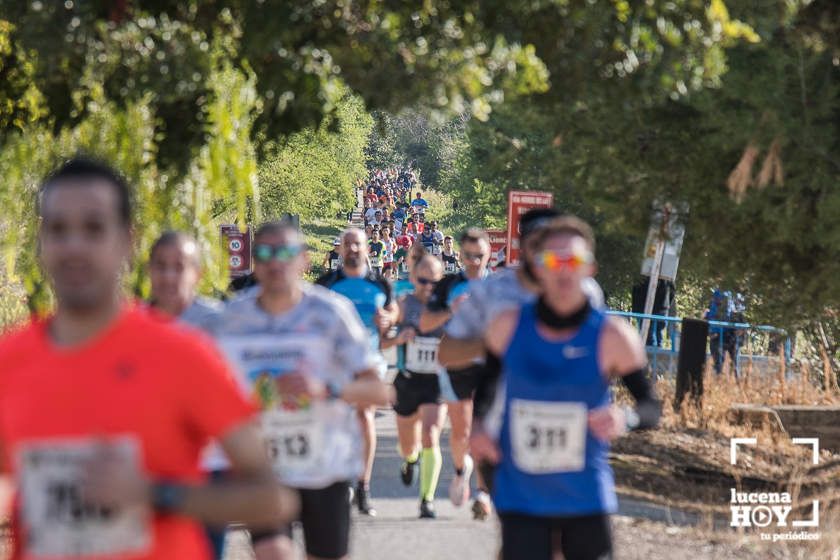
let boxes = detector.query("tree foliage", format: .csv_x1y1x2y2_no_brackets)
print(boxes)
435,1,838,327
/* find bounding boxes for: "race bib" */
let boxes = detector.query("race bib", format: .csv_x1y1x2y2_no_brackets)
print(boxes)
431,245,441,256
17,437,152,558
262,408,325,480
330,258,340,271
510,400,587,474
405,336,441,374
370,256,383,268
444,262,456,274
400,262,409,273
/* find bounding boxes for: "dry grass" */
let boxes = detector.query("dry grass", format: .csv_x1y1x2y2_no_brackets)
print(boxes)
613,357,840,557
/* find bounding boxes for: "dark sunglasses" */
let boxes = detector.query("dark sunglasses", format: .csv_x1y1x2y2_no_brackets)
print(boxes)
254,244,302,263
415,277,437,286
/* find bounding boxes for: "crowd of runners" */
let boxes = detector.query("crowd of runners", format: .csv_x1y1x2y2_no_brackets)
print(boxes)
0,158,662,560
325,168,457,283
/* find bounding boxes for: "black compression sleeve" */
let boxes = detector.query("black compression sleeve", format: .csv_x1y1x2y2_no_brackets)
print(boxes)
620,368,662,430
473,351,502,422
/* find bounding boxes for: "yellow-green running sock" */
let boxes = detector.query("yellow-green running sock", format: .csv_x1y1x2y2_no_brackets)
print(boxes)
420,447,442,502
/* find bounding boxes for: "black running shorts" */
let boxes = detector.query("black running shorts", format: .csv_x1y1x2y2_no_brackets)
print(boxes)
251,481,352,559
446,364,483,401
393,371,443,417
499,512,612,560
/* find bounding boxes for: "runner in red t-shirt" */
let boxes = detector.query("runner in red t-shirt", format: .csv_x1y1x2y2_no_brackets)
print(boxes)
0,158,298,560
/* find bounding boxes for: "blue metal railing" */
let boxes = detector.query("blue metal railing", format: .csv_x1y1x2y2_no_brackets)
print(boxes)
606,310,791,376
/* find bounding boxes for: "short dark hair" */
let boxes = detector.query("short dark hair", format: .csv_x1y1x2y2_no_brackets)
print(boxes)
520,207,561,238
39,157,132,226
459,227,490,246
149,230,200,266
253,221,302,245
531,215,596,254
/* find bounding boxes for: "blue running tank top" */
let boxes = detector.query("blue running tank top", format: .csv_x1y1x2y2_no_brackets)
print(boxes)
493,303,617,517
316,268,393,352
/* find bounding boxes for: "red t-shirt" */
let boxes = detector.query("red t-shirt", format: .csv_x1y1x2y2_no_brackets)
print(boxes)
0,306,256,560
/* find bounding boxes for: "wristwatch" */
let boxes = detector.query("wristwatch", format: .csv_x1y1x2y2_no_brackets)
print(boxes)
326,381,343,401
151,481,188,514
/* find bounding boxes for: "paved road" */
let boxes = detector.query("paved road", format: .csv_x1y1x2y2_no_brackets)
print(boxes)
224,406,499,560
222,407,776,560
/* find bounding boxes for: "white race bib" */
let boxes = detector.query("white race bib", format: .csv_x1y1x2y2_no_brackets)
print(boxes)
405,336,441,374
510,400,587,474
431,245,441,256
17,437,152,558
262,408,325,480
444,262,456,274
330,258,340,270
370,256,383,268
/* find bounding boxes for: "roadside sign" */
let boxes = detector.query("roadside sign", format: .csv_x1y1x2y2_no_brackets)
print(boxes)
640,205,686,282
220,224,251,278
487,229,507,270
506,191,553,265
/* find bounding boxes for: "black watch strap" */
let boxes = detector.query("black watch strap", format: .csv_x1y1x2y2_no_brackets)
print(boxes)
151,482,188,514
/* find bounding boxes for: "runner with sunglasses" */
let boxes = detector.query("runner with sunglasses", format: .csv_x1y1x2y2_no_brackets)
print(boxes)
419,228,493,519
214,222,393,560
381,255,447,519
473,216,660,560
316,228,399,517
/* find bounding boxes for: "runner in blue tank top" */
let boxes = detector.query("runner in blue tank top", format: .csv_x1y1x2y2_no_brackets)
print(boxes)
316,227,399,517
474,216,661,560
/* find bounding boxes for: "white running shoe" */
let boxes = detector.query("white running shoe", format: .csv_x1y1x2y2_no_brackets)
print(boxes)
449,455,474,507
472,490,492,521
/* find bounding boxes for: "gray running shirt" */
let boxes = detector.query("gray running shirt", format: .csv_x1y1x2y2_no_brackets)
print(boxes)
178,297,223,333
445,267,605,340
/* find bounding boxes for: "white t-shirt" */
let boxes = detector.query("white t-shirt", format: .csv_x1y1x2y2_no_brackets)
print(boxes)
208,283,378,488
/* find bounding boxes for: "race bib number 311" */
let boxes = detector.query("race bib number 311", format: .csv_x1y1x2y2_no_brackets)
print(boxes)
510,400,587,474
17,437,152,558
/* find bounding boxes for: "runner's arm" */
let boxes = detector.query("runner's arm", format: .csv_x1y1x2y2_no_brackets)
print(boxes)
472,310,518,424
380,298,408,350
438,335,484,368
601,317,661,431
175,421,299,528
342,371,394,407
419,277,454,332
0,440,12,519
419,309,452,333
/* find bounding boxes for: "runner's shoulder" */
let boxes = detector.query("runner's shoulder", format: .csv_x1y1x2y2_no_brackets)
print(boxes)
304,282,360,315
599,313,647,369
127,306,220,357
486,307,520,354
0,319,43,368
315,268,344,288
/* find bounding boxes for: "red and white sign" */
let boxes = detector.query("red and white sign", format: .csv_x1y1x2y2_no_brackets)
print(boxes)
220,224,251,278
506,191,554,265
487,229,507,270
